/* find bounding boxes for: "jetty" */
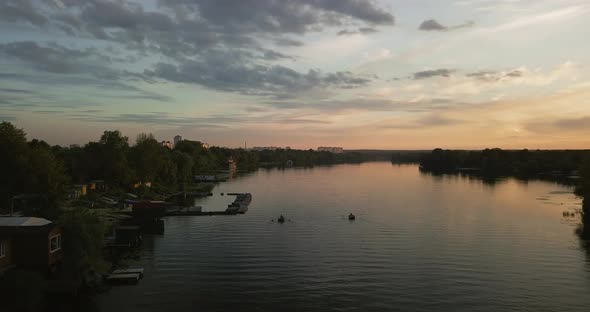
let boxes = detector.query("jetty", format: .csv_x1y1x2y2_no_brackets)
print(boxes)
105,267,145,285
163,193,253,216
106,273,141,285
225,193,252,214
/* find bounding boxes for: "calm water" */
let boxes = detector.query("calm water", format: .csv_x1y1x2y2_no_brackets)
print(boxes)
100,162,590,311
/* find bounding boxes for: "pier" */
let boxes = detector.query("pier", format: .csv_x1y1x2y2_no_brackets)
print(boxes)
164,193,253,216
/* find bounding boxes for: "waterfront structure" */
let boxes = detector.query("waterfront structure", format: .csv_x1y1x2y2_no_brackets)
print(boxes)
73,184,87,196
317,146,344,153
173,135,182,146
0,217,63,275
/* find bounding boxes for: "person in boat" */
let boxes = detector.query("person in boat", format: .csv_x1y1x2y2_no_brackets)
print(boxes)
348,213,355,220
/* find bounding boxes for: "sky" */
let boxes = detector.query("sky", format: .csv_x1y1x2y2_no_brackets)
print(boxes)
0,0,589,149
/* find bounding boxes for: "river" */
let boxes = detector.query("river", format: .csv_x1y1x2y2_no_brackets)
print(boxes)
99,162,590,311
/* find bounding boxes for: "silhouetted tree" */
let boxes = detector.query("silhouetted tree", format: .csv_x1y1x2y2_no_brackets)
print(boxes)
58,208,107,276
0,122,68,218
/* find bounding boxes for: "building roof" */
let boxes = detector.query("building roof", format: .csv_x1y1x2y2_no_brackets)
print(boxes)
0,217,52,227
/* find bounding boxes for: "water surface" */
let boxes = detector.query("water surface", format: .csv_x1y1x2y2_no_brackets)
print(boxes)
100,162,589,311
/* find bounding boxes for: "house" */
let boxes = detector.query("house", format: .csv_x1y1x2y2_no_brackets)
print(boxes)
67,187,82,200
133,181,152,189
73,184,87,197
131,201,168,219
90,180,106,191
0,217,64,275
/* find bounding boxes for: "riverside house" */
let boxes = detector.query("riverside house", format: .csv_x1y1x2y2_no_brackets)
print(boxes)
0,217,64,275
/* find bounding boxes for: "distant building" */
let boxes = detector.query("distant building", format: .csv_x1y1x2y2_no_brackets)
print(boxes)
72,184,87,197
0,217,64,275
251,146,283,151
318,146,344,154
161,141,173,149
174,135,182,146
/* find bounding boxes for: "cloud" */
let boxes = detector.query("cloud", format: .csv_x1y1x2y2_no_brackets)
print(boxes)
157,0,394,34
379,114,465,129
67,111,331,128
0,41,118,78
0,115,16,121
0,0,48,27
337,27,378,36
0,0,394,101
526,116,590,133
413,69,454,79
464,63,574,87
263,96,466,115
0,88,35,94
419,19,447,31
273,38,304,47
143,53,372,97
261,49,296,61
419,19,474,31
480,5,587,34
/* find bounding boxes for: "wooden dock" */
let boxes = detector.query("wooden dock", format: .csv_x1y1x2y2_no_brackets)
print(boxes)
106,273,141,285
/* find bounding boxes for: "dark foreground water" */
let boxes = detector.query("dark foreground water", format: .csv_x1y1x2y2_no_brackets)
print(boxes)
100,162,590,312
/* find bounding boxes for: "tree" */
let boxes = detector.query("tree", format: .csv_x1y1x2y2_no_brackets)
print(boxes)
172,151,193,189
129,133,161,183
129,133,177,187
90,130,133,188
58,209,107,276
0,122,30,211
0,122,68,218
26,141,68,219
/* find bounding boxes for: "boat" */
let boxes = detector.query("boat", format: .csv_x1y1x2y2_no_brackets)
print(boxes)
348,213,356,220
278,215,285,223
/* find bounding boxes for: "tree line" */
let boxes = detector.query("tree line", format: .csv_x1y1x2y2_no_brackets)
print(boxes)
1,121,380,216
419,148,588,177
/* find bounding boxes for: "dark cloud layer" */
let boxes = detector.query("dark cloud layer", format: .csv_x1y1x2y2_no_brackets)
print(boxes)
0,0,394,100
419,19,474,32
413,69,454,79
144,58,372,96
0,41,118,78
0,0,48,27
